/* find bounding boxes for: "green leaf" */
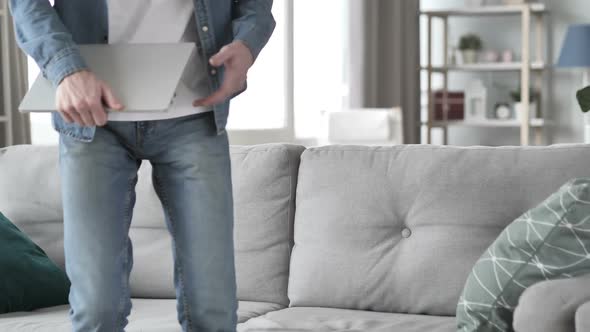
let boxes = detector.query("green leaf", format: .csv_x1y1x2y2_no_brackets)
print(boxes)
577,86,590,113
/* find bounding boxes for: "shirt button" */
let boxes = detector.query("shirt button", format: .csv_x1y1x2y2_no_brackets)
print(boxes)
401,228,412,238
202,26,209,32
210,69,217,75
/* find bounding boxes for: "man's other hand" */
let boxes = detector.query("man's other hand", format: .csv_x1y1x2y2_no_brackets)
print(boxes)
193,41,254,107
56,70,125,127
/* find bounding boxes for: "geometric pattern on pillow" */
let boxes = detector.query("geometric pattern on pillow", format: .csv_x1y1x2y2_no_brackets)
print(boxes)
457,178,590,332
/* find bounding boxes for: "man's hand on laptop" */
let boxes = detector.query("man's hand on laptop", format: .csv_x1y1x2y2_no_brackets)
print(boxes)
193,40,254,107
56,70,125,127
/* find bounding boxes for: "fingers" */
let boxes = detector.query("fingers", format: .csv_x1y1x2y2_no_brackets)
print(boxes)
89,99,108,127
57,98,87,126
197,41,253,107
74,101,94,127
101,83,124,111
209,45,234,67
193,80,237,107
56,100,73,123
193,90,229,107
63,106,84,125
193,68,245,107
55,71,118,127
59,110,74,123
57,97,102,127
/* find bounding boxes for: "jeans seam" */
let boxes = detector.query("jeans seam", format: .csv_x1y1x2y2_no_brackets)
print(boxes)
153,173,194,332
116,175,135,331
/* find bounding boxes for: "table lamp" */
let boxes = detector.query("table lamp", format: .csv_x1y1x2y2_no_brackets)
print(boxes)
557,24,590,143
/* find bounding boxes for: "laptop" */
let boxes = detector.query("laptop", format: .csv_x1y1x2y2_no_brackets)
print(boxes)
19,43,196,113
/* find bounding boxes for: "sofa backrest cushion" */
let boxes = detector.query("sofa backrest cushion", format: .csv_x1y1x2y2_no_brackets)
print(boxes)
0,146,64,270
0,143,304,306
130,144,304,305
288,144,590,316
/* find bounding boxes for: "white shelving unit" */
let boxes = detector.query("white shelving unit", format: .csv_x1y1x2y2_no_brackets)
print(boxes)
421,4,549,146
424,118,545,128
421,61,546,72
0,0,14,146
422,3,546,16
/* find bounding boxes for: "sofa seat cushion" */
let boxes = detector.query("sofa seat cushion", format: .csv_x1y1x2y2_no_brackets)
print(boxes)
0,299,284,331
238,307,455,332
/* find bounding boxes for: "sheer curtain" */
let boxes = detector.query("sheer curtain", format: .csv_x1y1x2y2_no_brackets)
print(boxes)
1,1,31,146
348,0,421,144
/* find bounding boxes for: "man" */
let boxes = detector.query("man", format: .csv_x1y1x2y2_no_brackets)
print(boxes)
9,1,275,331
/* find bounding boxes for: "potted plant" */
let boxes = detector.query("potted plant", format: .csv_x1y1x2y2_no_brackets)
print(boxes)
510,88,539,120
577,86,590,112
458,34,483,64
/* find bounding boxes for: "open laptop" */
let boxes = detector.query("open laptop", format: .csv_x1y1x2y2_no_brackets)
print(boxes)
19,43,196,113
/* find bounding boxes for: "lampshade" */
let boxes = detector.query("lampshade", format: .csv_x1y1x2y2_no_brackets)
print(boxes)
557,24,590,67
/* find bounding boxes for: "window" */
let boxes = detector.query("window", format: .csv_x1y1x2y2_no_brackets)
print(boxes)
226,0,287,131
229,0,350,143
293,0,349,139
28,59,58,145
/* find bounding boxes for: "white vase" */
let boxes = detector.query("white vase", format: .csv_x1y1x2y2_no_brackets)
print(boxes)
465,0,485,6
584,112,590,144
514,102,538,121
461,50,479,64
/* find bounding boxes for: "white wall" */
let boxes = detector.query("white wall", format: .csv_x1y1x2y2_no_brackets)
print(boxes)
421,0,590,146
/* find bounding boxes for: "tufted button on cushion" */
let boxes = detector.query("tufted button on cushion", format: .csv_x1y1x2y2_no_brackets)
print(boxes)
401,228,412,238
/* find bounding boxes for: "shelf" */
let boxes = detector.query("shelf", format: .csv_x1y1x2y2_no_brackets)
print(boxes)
425,118,546,128
421,62,547,72
421,4,546,17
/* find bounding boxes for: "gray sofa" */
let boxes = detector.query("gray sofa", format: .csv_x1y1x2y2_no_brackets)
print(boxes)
1,143,590,332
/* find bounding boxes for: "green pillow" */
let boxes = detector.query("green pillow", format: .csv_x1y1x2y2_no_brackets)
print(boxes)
457,178,590,332
0,212,70,313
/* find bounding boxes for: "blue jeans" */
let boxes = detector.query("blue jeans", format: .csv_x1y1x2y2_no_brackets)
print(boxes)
57,111,237,332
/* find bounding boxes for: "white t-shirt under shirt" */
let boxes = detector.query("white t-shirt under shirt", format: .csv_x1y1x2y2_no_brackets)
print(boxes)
106,0,212,121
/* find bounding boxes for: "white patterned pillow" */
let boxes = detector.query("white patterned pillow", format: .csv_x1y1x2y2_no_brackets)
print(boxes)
457,178,590,332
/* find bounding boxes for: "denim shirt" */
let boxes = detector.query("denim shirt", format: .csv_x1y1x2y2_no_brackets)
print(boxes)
9,0,275,142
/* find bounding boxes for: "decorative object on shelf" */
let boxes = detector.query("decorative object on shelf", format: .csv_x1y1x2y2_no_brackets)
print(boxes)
577,86,590,144
434,91,465,121
492,103,512,120
449,46,458,66
510,88,539,120
501,49,515,62
482,50,500,63
465,0,486,7
557,24,590,143
465,79,488,122
458,34,483,64
503,0,533,4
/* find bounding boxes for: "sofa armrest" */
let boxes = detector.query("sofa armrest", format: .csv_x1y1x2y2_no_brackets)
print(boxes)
576,301,590,332
513,275,590,332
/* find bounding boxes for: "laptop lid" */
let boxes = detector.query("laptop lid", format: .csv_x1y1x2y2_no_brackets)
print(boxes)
19,43,196,113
